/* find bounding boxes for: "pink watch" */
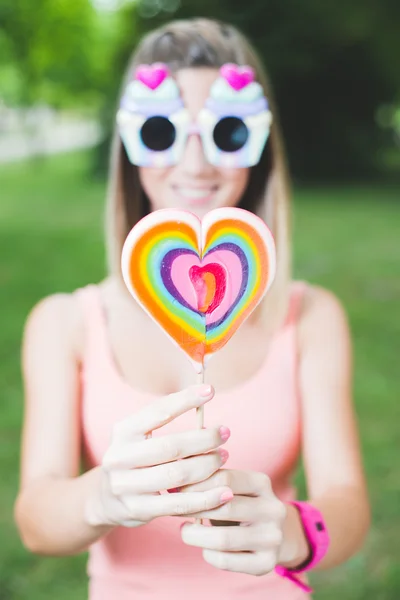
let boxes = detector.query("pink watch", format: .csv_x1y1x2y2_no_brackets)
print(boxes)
275,501,330,593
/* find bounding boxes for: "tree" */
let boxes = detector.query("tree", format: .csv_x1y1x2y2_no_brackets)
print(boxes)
0,0,112,110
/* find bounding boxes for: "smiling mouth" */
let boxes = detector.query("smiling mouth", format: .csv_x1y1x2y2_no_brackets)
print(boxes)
172,186,218,205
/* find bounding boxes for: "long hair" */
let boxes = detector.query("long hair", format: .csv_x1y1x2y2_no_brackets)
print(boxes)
105,18,292,331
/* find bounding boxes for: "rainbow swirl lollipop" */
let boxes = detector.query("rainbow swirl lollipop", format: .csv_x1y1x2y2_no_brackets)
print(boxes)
121,207,276,374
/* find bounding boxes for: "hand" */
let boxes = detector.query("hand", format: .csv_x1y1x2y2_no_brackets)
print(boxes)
84,385,233,528
178,469,300,576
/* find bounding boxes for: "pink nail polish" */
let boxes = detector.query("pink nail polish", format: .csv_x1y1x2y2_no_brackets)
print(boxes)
220,491,234,503
219,426,231,442
199,385,212,398
219,449,229,464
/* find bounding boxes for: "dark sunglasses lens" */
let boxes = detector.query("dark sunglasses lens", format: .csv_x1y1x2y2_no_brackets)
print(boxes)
140,116,176,151
213,117,248,152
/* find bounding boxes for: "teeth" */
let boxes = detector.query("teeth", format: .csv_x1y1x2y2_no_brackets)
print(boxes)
176,188,213,198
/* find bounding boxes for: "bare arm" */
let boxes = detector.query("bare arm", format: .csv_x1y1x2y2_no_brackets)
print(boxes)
284,285,371,569
14,294,114,556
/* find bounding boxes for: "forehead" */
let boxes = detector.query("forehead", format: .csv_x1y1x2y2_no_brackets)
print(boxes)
175,67,220,116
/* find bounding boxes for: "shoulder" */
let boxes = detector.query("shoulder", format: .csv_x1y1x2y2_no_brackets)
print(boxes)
294,282,352,388
23,290,85,361
297,282,351,348
22,278,117,362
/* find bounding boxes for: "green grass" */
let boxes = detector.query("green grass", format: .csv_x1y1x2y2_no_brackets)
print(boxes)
0,151,399,599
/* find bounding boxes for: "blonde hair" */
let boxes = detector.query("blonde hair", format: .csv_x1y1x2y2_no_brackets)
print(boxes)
105,18,292,330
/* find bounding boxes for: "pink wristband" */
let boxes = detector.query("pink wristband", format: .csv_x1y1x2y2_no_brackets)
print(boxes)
275,501,330,594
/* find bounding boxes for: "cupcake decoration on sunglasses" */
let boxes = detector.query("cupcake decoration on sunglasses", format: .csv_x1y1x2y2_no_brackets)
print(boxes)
117,62,272,169
117,63,190,167
197,63,273,168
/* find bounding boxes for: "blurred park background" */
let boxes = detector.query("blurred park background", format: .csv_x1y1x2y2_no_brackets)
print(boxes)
0,0,399,599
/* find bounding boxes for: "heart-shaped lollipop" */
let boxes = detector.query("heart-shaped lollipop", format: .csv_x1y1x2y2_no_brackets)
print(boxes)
121,207,276,374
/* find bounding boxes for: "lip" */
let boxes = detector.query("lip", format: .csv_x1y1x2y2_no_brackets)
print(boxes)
172,184,218,206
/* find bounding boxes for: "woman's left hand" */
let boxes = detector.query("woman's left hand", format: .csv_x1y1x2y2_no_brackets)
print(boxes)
177,469,300,576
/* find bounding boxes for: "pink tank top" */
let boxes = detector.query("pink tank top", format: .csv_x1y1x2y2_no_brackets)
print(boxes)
77,282,311,600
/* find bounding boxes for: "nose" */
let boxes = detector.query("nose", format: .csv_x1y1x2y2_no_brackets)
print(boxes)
180,131,213,176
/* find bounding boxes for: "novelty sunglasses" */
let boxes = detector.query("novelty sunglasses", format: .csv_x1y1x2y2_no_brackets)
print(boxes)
117,63,273,169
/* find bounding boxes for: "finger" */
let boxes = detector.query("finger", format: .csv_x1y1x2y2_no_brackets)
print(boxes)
120,486,233,521
103,426,228,470
185,496,286,524
108,450,229,495
179,469,272,497
88,492,146,528
112,385,214,441
202,548,277,576
181,522,283,552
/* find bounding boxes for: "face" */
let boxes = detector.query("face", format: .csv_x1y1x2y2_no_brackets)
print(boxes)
138,68,250,218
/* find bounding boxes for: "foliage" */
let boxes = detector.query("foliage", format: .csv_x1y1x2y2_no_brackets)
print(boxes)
0,0,117,109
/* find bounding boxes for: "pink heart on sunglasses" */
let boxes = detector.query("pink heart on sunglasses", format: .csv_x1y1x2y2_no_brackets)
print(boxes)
221,63,255,91
136,63,169,90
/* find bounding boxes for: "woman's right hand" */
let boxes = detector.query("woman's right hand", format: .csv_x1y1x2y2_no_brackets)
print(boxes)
84,385,232,528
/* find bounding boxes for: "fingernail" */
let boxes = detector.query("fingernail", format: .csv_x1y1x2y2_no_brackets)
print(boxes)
219,449,229,464
219,426,231,442
167,488,181,493
220,491,234,503
199,385,212,398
